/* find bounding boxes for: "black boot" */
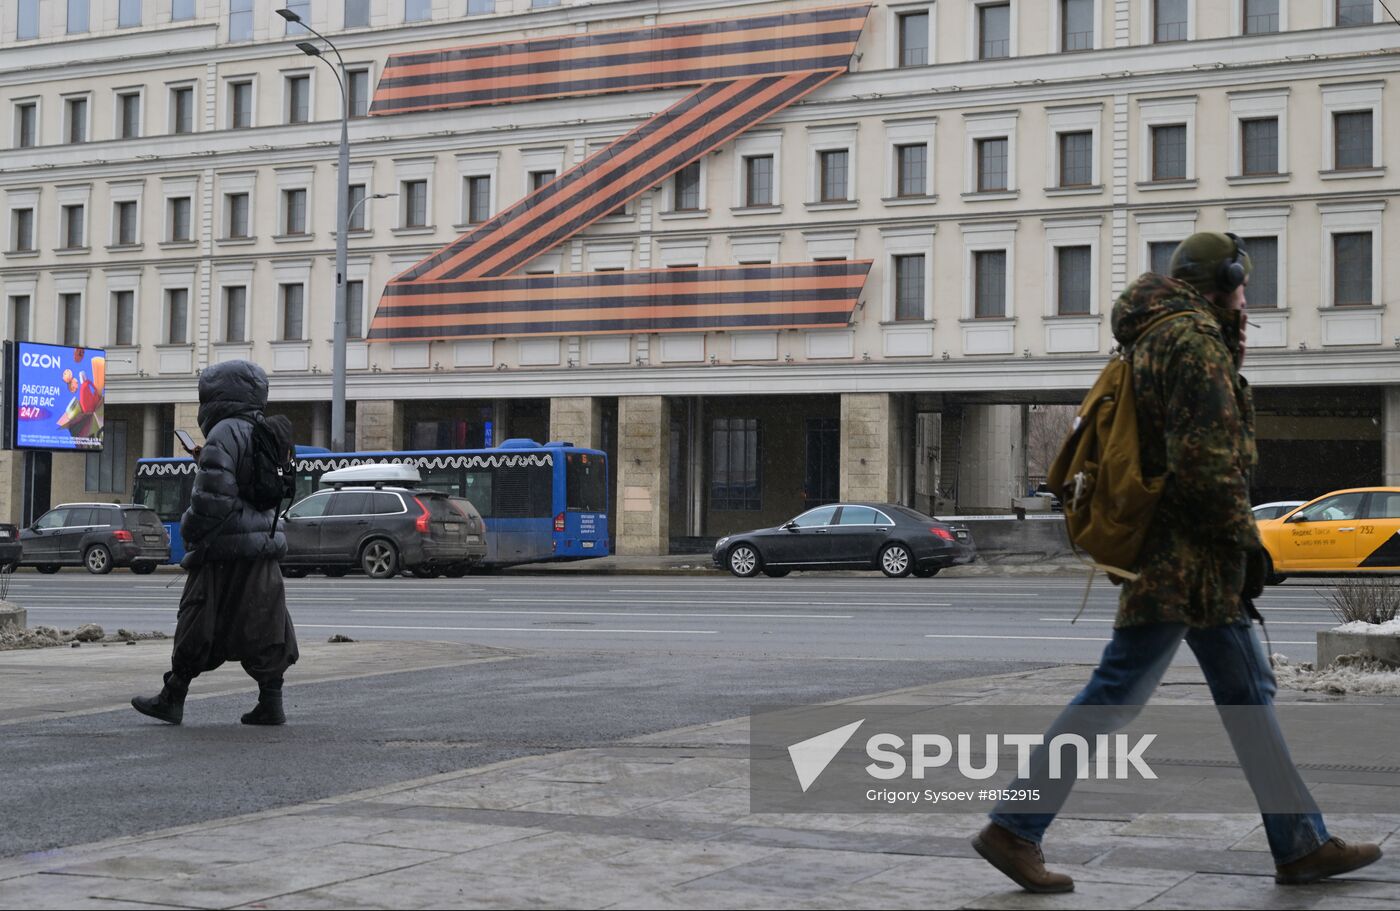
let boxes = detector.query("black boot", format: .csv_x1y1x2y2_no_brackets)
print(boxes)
241,679,286,726
131,672,189,725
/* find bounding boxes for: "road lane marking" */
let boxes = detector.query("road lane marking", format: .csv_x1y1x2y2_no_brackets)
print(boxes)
297,623,717,635
485,597,951,607
924,633,1317,645
1039,617,1333,626
353,608,850,620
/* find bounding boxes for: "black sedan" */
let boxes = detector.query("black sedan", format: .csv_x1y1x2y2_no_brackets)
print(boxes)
0,523,20,571
713,503,976,578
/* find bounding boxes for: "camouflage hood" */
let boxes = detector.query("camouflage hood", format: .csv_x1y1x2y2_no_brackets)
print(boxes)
1111,272,1242,358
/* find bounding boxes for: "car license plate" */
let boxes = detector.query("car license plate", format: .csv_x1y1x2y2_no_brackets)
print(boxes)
955,531,968,541
582,541,594,549
0,531,9,539
144,535,161,543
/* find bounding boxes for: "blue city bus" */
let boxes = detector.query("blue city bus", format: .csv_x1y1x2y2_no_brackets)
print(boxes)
133,439,610,568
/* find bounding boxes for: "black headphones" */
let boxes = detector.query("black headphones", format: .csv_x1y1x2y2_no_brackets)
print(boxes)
1217,232,1248,294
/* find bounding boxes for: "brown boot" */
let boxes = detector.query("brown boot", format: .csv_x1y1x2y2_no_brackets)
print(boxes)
972,822,1074,894
1275,838,1382,885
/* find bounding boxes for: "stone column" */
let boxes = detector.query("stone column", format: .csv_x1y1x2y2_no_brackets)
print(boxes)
0,451,23,524
840,393,898,503
173,402,203,446
549,396,602,450
956,404,1023,513
1385,387,1400,486
616,395,670,555
355,400,402,452
311,402,330,449
492,398,511,445
142,403,162,457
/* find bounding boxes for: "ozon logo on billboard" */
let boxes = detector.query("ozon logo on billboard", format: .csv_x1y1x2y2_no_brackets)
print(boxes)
20,351,63,369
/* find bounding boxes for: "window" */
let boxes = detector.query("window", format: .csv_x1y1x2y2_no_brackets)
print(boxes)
465,175,491,223
118,92,141,139
346,280,365,338
348,68,371,118
229,0,253,40
1334,111,1374,170
229,80,253,129
1151,124,1187,180
168,197,191,242
405,0,431,20
11,208,34,252
85,421,127,494
898,10,929,66
1243,0,1279,33
10,295,30,342
1149,240,1177,275
1058,131,1093,187
15,102,37,149
171,86,194,134
402,179,428,227
838,506,889,526
281,284,305,340
974,250,1007,318
1294,492,1364,522
1241,117,1278,175
1154,0,1187,42
792,505,839,527
172,0,194,20
286,75,310,124
673,162,701,211
893,254,925,320
345,0,369,28
348,184,367,230
887,143,926,198
61,293,82,345
226,192,250,238
1337,0,1373,27
744,155,774,206
976,137,1008,191
288,494,332,519
66,97,88,144
68,0,89,33
283,188,308,235
166,288,189,344
1333,233,1372,306
111,291,135,345
819,149,849,202
1056,246,1091,315
1061,0,1092,50
62,204,85,249
18,0,38,39
1243,236,1277,308
529,169,555,192
114,200,138,246
224,286,247,342
710,418,761,511
978,3,1011,59
531,0,560,6
119,0,141,27
1367,491,1400,519
468,0,494,13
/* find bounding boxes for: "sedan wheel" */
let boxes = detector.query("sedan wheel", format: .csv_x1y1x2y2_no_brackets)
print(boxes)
727,544,761,578
36,564,61,575
130,562,157,575
879,543,913,578
362,540,400,579
85,545,113,575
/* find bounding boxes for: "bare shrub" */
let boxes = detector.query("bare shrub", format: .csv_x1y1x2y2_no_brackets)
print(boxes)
1326,577,1400,625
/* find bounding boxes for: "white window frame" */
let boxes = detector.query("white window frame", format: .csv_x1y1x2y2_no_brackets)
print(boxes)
158,268,195,346
729,233,782,264
520,146,565,199
160,175,198,245
1137,95,1197,186
1050,0,1101,53
12,97,40,149
1326,0,1381,27
888,2,935,68
803,228,857,263
1143,0,1196,43
282,68,316,126
960,221,1017,320
969,0,1017,60
56,183,91,250
343,161,375,233
1227,88,1289,181
6,188,40,254
807,123,858,206
664,159,707,214
224,75,257,130
113,86,144,140
733,130,783,210
584,240,634,272
456,152,499,227
108,180,144,248
1042,216,1102,318
656,235,709,268
105,268,141,347
1134,209,1197,276
218,171,256,241
346,64,375,119
273,259,313,342
881,226,935,322
216,263,255,345
1319,200,1383,310
1225,204,1290,314
1045,103,1102,192
55,276,87,346
62,92,92,144
345,254,372,339
1321,81,1383,176
884,117,936,202
1232,0,1288,34
275,165,314,238
4,275,37,341
166,80,198,135
962,110,1018,197
394,157,436,230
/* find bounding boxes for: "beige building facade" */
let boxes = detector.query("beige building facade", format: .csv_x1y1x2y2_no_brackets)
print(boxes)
1,0,1397,553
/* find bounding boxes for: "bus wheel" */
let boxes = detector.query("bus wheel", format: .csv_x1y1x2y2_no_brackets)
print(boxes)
36,564,61,574
281,566,308,579
443,563,469,578
361,540,400,579
130,562,157,575
411,565,438,579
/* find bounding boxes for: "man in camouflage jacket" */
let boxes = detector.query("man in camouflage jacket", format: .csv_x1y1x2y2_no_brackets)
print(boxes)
970,233,1381,894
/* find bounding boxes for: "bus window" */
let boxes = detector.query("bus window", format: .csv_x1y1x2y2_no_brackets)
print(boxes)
419,465,463,495
463,471,493,517
134,471,194,523
566,453,607,512
491,464,552,518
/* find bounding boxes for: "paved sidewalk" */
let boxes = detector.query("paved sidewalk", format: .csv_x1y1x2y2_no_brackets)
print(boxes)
2,657,1398,909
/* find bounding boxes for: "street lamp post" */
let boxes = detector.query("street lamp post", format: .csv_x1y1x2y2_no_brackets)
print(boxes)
279,8,351,451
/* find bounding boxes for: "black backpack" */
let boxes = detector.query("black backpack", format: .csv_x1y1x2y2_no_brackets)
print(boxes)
242,413,296,513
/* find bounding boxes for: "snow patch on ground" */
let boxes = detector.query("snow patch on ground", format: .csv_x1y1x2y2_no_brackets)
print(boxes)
0,624,167,651
1333,618,1400,636
1274,653,1400,696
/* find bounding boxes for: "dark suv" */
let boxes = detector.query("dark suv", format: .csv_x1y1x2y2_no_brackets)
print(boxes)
280,486,482,579
0,524,21,571
20,504,170,575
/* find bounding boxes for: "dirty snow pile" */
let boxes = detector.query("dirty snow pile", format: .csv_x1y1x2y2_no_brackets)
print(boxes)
1273,653,1400,696
0,624,167,651
1332,618,1400,636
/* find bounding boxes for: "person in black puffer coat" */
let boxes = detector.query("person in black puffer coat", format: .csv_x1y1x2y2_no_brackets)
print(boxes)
132,360,299,726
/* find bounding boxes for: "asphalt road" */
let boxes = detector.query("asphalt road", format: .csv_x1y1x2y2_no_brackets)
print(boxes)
6,570,1344,664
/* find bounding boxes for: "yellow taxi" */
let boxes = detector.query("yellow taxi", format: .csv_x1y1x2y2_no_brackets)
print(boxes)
1259,487,1400,584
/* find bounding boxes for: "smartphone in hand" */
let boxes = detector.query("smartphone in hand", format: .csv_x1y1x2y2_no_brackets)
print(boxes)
174,429,199,456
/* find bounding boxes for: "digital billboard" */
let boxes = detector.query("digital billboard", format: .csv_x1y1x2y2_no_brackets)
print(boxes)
13,342,105,451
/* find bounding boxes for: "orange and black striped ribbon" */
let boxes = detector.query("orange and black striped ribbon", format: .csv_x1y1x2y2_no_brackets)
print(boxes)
369,5,873,342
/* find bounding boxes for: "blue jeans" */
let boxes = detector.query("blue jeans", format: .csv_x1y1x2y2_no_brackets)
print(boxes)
990,620,1329,865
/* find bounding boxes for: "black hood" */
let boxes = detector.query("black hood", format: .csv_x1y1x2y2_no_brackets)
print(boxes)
196,360,268,436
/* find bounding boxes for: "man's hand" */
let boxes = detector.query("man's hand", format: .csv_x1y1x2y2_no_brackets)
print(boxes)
1243,547,1267,601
